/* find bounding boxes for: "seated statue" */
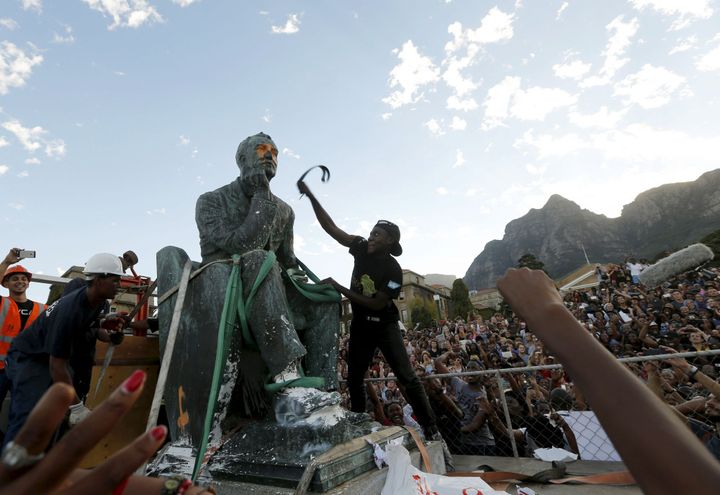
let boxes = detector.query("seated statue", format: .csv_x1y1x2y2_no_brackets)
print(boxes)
156,132,340,447
196,132,339,389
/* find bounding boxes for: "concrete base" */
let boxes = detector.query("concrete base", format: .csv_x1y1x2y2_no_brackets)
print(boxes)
210,440,445,494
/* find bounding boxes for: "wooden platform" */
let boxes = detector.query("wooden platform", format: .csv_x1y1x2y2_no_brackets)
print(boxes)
81,336,160,468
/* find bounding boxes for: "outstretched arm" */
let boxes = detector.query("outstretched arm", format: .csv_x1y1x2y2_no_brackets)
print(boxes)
0,248,20,278
298,181,355,247
497,268,720,495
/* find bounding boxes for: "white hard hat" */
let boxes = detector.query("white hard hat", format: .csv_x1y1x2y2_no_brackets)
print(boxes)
83,253,125,276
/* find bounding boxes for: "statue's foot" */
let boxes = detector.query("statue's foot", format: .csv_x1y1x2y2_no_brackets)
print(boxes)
274,387,341,425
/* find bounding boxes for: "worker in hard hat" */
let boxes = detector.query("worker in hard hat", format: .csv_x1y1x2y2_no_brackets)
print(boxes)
2,253,127,447
0,249,47,435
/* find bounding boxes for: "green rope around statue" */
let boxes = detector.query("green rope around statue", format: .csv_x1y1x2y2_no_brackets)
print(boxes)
192,252,340,480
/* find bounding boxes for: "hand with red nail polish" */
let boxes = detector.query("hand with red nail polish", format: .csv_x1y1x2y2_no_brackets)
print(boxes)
0,370,220,495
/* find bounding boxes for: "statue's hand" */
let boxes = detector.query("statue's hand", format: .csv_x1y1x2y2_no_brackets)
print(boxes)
243,166,270,196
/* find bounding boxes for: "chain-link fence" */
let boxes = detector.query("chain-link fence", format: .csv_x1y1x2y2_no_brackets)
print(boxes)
346,349,720,462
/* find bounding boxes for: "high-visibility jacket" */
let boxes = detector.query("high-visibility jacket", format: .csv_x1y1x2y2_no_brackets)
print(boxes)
0,296,46,369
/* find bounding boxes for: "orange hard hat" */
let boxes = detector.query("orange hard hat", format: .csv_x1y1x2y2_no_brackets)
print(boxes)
2,265,32,286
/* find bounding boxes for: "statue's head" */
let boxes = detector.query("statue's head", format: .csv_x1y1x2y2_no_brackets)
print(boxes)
235,132,278,181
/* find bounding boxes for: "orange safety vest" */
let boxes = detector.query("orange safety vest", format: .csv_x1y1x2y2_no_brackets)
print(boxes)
0,296,46,369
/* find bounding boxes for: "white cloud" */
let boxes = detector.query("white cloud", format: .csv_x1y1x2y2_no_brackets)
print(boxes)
446,95,478,111
146,207,167,215
581,16,639,87
282,147,300,159
553,57,592,80
383,40,439,109
614,64,686,108
482,76,521,129
444,7,515,53
52,25,75,44
449,116,467,130
453,149,465,168
178,135,190,146
172,0,200,6
516,123,720,164
556,2,569,19
525,163,547,175
55,267,65,276
381,112,392,120
568,106,628,129
465,188,477,197
697,45,720,71
20,0,42,13
0,42,43,95
629,0,713,30
17,170,28,178
24,157,40,164
514,129,587,159
271,13,301,34
669,35,697,54
442,45,479,98
82,0,163,30
511,87,577,121
2,120,66,157
425,118,445,136
262,110,272,123
0,136,8,148
8,202,24,210
592,123,720,162
0,165,8,175
436,187,449,195
0,19,19,30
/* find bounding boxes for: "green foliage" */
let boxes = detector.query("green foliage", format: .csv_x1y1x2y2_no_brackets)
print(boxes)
408,297,437,328
700,228,720,267
449,279,474,320
517,253,546,272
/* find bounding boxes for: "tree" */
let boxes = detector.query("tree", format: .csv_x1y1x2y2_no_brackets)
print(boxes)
450,279,474,320
517,253,547,272
700,228,720,268
408,297,437,328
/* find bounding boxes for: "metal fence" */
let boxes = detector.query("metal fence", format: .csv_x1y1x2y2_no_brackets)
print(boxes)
345,349,720,461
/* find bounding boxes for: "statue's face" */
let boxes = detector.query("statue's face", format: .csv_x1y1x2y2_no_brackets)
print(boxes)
237,133,279,180
253,140,279,179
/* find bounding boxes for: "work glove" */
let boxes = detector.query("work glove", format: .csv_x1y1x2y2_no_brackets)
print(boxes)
68,402,92,426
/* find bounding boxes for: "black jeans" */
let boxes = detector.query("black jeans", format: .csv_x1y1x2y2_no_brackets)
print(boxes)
347,318,436,432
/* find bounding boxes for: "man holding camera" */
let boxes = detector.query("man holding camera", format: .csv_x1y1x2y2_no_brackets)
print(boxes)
2,253,127,447
0,249,47,418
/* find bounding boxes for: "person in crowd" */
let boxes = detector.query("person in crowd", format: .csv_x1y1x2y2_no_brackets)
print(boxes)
298,180,440,442
0,249,47,431
496,266,720,495
3,253,127,446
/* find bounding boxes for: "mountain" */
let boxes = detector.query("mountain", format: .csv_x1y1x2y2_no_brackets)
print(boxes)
464,169,720,289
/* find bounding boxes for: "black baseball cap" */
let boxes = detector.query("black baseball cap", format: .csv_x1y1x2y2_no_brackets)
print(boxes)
375,220,402,256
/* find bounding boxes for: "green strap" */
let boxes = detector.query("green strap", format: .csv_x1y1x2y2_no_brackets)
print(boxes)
192,252,331,479
192,254,241,481
285,258,341,303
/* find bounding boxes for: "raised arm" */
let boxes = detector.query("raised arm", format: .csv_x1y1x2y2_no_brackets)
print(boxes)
298,181,355,247
497,268,720,495
0,248,21,278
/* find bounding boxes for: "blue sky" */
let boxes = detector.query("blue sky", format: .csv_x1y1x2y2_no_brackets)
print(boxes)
1,0,719,301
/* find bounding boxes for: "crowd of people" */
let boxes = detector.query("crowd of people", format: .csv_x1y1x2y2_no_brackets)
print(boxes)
336,260,720,462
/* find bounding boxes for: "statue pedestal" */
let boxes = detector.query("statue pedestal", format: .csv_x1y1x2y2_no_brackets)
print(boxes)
210,426,434,493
